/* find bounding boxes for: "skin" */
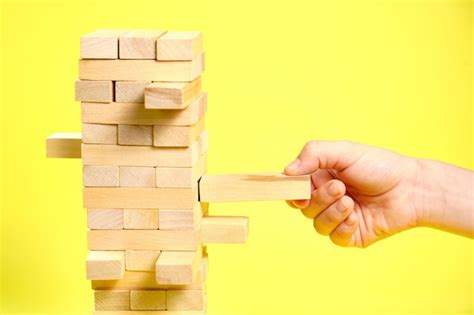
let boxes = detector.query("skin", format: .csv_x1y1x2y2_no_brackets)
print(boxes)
285,140,474,248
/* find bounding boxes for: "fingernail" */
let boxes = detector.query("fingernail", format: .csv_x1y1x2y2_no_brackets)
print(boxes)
338,199,349,212
346,213,356,226
328,182,340,197
286,159,300,171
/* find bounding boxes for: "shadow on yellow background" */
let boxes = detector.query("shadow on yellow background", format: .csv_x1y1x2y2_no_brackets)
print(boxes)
1,0,472,314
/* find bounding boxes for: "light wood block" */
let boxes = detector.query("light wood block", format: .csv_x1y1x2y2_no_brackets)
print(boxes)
84,187,197,209
81,93,207,126
200,216,249,244
82,123,117,144
153,118,205,147
92,311,205,315
199,172,311,202
119,30,166,59
118,125,153,146
115,81,150,103
120,167,156,187
166,290,204,311
87,251,125,280
144,78,201,109
75,80,113,103
88,208,124,230
83,165,119,187
88,230,199,251
124,209,159,229
126,250,161,271
156,154,207,188
95,290,130,311
156,250,202,285
79,54,204,81
46,133,81,158
158,203,207,230
80,30,128,59
130,290,166,310
157,32,203,61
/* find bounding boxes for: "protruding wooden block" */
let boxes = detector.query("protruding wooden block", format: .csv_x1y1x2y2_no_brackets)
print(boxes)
166,289,204,311
153,118,205,148
120,167,156,187
88,208,123,230
144,77,201,110
158,203,207,230
124,209,159,229
125,250,161,271
46,133,82,158
82,123,117,144
156,250,202,285
200,216,249,244
157,32,203,61
115,81,150,103
87,251,125,280
83,165,119,187
118,125,153,146
156,154,207,188
119,30,166,59
92,311,206,315
81,30,128,59
94,290,130,311
130,290,166,310
75,80,113,103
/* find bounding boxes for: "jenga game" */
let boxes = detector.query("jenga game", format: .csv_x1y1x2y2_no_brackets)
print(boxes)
46,29,311,314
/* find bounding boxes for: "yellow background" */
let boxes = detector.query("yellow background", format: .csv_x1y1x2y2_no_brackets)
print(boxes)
1,0,472,314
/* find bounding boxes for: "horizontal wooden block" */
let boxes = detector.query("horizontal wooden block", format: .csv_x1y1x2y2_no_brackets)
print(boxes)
83,187,197,209
115,81,150,103
157,32,203,61
87,251,125,280
166,289,204,311
75,80,113,103
80,30,128,59
199,172,311,202
82,92,207,126
156,250,202,285
118,125,153,146
46,133,81,158
124,209,159,229
130,290,166,310
120,167,156,187
200,216,249,244
156,154,207,188
88,229,199,251
82,123,117,144
126,250,161,271
95,290,130,311
88,208,124,230
153,118,205,147
79,54,204,81
119,30,166,59
83,165,119,187
92,311,205,315
145,77,201,110
158,203,207,230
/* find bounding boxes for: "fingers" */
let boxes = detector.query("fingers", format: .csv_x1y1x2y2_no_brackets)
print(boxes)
329,211,359,247
300,179,346,219
313,196,354,235
286,200,310,209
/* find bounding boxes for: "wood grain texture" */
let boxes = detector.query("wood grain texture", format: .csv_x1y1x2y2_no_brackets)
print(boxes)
156,154,207,188
75,80,113,103
115,81,150,103
153,118,205,147
130,290,166,310
144,78,201,109
118,125,153,146
200,216,249,244
46,133,81,158
199,172,311,202
125,250,161,271
80,30,128,59
87,251,125,280
83,166,119,187
95,290,130,311
119,30,166,59
120,167,156,187
92,311,205,315
156,250,202,285
88,208,124,230
124,209,159,229
166,290,204,311
158,202,207,230
82,123,117,144
157,32,203,61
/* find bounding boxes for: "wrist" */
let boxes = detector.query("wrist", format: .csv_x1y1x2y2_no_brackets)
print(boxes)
413,158,441,227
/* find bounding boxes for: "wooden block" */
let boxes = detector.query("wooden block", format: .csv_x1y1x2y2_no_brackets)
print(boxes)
82,92,207,126
118,125,153,146
83,165,119,187
115,81,150,103
79,54,204,81
130,290,166,310
124,209,159,229
156,250,202,285
200,216,249,244
158,203,207,230
84,187,197,209
92,311,205,315
88,230,199,251
166,290,204,311
156,154,207,188
95,290,130,311
82,132,207,167
88,208,124,230
157,32,203,61
126,250,161,271
144,78,201,110
87,251,125,280
119,30,166,59
199,172,311,202
153,118,205,147
46,133,81,158
80,30,128,59
119,167,156,187
75,80,113,103
82,123,117,144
